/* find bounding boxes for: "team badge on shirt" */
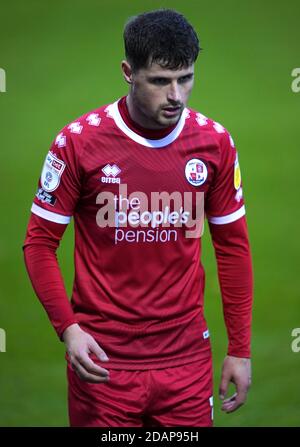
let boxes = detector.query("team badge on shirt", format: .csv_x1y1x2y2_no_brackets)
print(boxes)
40,151,66,192
185,158,208,187
234,154,241,190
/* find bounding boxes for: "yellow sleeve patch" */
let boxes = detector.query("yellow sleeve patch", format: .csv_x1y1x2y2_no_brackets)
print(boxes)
234,155,241,190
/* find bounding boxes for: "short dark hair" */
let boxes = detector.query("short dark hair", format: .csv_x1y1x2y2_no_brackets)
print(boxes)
124,9,201,72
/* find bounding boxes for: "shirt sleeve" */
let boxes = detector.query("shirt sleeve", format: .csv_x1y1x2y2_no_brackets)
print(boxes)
209,216,253,358
23,126,82,339
31,127,82,224
23,213,78,340
205,130,245,225
206,129,253,357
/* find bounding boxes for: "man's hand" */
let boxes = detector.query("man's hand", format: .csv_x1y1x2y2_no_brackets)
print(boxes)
62,323,110,384
219,355,251,413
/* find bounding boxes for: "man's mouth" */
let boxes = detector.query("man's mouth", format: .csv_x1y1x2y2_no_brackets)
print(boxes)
162,106,182,116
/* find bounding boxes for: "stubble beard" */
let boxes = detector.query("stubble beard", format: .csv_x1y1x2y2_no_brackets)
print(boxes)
131,93,182,130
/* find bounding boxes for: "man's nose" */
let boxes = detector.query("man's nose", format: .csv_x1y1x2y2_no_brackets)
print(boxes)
167,82,180,103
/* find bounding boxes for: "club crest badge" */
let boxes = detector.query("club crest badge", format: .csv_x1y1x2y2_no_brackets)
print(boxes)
185,158,208,187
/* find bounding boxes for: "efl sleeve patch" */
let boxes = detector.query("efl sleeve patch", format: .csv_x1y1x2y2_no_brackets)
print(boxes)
40,151,66,192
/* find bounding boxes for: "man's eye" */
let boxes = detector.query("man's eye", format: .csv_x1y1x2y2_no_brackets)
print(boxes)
179,75,193,83
151,79,169,85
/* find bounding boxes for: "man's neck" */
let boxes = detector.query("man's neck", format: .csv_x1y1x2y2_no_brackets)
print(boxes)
117,96,177,140
126,95,167,130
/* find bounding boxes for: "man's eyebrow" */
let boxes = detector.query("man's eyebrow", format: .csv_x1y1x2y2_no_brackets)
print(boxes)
147,75,171,80
147,72,194,80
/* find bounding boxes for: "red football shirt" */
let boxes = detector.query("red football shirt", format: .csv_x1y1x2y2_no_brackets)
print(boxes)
24,96,251,369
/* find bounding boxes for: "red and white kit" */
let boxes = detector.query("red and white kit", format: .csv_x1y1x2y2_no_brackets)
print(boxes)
24,97,253,426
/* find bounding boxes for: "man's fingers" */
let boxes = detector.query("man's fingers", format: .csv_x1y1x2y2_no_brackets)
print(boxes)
221,397,244,413
219,371,230,400
222,392,237,404
75,352,110,378
65,328,110,383
221,385,248,413
72,361,110,383
89,339,109,363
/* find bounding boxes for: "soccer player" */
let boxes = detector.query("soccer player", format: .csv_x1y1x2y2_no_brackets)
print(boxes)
23,9,253,427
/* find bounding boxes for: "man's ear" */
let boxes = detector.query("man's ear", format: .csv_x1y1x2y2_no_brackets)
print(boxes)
121,60,133,84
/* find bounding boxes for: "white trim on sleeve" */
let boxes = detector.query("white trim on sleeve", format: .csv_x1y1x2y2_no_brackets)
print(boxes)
31,203,72,224
207,205,245,225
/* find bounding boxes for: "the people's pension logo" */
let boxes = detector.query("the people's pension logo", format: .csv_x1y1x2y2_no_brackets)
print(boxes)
291,68,300,93
96,184,205,244
0,68,6,93
291,328,300,352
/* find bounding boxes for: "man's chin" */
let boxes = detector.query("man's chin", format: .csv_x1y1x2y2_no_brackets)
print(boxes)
158,112,182,127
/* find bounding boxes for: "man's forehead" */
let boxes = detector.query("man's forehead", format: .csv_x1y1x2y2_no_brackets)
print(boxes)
142,62,194,78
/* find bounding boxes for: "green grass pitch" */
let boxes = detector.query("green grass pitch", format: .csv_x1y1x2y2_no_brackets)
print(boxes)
0,0,299,426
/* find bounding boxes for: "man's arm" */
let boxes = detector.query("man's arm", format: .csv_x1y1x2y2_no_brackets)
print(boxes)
23,213,110,383
209,215,253,413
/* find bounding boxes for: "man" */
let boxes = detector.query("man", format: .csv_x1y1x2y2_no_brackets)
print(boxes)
23,9,253,427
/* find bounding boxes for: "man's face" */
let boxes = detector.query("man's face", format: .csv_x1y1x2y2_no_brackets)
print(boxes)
126,62,195,129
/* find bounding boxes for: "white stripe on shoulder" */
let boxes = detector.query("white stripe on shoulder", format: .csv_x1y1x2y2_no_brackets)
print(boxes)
207,205,245,225
31,203,72,224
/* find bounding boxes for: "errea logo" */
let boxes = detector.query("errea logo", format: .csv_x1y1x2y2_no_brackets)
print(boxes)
101,164,121,184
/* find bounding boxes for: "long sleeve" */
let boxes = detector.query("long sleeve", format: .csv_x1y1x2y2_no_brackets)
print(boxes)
209,215,253,358
23,213,78,340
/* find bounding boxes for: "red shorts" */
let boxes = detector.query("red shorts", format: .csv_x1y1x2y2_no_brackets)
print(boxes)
67,356,213,427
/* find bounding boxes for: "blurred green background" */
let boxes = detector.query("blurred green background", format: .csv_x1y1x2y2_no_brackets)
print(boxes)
0,0,299,427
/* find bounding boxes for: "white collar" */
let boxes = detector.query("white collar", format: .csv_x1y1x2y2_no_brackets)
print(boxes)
105,99,188,148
